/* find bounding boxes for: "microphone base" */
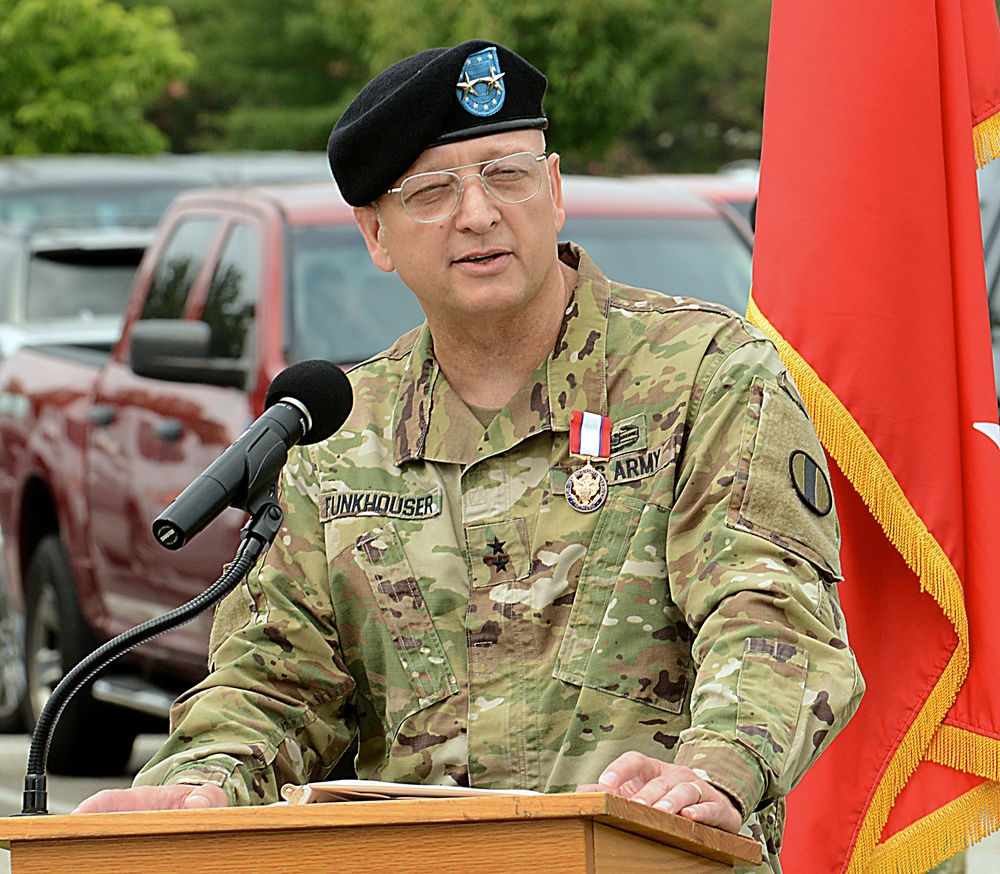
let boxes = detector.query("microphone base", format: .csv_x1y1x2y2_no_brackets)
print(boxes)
19,773,49,815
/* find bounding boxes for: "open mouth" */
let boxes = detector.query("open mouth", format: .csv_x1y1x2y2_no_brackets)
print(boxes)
458,252,504,264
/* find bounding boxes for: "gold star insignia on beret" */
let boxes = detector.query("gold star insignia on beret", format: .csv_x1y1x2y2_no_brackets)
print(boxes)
485,68,505,93
456,71,476,97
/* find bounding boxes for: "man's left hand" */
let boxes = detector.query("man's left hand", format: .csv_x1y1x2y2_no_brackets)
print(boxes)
575,751,742,833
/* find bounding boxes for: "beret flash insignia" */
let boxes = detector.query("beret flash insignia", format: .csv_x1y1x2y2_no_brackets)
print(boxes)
455,46,506,117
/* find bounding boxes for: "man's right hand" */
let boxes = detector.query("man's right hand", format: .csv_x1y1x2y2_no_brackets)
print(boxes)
73,783,229,813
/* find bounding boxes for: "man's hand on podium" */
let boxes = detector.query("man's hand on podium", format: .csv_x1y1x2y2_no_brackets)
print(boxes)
72,783,229,813
575,752,742,834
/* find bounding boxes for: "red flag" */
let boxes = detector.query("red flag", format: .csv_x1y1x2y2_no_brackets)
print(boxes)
749,0,1000,871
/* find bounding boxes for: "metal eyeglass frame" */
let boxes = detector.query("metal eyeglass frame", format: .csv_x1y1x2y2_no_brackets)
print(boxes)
386,152,548,223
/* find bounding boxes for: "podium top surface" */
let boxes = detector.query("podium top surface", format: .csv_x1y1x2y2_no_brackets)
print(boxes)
0,791,761,866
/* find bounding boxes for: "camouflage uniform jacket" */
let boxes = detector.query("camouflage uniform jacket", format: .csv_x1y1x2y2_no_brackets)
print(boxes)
136,244,864,872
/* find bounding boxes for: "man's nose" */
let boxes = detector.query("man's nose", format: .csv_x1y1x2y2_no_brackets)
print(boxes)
454,174,500,228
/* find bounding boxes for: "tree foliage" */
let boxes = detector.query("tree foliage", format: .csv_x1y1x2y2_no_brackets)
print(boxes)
0,0,195,154
152,0,768,171
307,0,664,168
115,0,770,171
631,0,769,171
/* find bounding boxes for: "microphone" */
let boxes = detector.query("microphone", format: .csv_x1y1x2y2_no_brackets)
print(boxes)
21,360,352,815
152,359,353,550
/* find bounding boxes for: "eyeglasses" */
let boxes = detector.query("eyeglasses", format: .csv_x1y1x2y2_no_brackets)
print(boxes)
387,152,547,223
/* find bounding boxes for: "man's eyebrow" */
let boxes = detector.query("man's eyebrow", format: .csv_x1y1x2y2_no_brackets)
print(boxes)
409,144,540,175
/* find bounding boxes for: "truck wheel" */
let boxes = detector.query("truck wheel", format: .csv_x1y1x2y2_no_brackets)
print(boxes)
21,534,139,776
0,581,28,732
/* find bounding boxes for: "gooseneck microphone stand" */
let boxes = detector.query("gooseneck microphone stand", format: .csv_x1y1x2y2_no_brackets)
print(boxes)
19,494,284,815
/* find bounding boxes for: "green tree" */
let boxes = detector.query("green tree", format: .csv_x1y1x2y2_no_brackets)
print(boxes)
0,0,195,154
313,0,664,170
120,0,670,163
632,0,769,171
122,0,768,172
124,0,351,151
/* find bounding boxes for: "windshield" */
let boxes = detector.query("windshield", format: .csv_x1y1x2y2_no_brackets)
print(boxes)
287,224,425,365
26,247,144,320
561,216,752,313
286,214,753,365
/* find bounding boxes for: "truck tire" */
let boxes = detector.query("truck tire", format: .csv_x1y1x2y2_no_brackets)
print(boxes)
21,534,140,776
0,581,28,732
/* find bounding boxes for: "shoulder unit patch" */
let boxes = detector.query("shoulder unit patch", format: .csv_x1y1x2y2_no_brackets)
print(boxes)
788,449,833,516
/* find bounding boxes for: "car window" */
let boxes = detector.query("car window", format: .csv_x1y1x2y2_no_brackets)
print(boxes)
26,247,144,321
287,224,425,365
0,237,21,321
201,222,259,360
560,216,752,313
141,219,221,321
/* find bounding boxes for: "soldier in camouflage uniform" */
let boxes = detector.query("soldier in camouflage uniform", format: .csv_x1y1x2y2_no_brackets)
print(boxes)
77,39,864,873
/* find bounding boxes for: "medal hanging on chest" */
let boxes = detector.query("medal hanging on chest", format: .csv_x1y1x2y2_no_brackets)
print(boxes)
566,410,610,512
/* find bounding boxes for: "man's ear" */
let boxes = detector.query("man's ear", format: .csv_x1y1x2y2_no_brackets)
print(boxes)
547,153,567,235
353,204,395,273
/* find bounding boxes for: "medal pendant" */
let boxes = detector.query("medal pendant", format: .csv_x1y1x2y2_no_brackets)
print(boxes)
565,462,607,513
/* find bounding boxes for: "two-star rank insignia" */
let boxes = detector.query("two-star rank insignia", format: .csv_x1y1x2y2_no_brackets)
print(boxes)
455,47,507,117
485,536,510,572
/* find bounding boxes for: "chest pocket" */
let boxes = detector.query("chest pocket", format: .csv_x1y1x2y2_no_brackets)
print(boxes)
553,497,691,714
353,522,459,726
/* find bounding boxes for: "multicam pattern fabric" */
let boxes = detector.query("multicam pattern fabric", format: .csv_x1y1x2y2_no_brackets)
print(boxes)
135,244,864,873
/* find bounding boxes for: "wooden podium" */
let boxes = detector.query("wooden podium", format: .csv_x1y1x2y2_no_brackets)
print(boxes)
0,792,762,873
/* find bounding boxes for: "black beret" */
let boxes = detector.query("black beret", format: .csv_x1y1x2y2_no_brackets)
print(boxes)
328,39,548,206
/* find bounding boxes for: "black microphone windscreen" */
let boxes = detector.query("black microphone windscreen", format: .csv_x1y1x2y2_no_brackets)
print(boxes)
264,359,354,444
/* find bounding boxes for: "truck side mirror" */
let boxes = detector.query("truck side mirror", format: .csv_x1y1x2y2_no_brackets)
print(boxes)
128,319,247,389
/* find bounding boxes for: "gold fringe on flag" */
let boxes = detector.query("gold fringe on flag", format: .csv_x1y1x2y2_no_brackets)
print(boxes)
875,781,1000,874
928,725,1000,778
745,294,990,873
974,111,1000,167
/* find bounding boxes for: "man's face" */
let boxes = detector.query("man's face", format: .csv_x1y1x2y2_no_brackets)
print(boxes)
354,130,567,330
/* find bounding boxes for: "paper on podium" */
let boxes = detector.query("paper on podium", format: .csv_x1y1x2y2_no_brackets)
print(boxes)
281,779,541,805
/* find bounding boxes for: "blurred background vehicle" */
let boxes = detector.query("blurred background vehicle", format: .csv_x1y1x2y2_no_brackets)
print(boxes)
0,152,332,363
0,172,752,773
561,174,753,311
0,222,155,362
0,152,330,228
0,152,330,738
648,161,759,233
0,153,333,359
978,156,1000,408
0,527,23,735
0,155,216,227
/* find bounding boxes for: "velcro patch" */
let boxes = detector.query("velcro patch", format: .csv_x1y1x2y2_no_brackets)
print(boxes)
726,377,842,580
321,488,441,521
610,414,646,455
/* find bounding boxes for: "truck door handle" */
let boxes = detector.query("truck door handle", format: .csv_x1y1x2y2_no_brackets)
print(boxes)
153,418,184,442
88,405,115,426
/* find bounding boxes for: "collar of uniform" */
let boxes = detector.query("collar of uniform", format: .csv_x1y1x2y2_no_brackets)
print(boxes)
546,243,610,431
391,242,610,465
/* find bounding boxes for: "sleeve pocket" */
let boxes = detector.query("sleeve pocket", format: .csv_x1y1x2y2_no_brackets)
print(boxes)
209,576,260,668
727,377,842,581
736,638,807,777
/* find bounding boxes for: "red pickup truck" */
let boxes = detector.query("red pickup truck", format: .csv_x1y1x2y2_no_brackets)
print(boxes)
0,176,753,774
